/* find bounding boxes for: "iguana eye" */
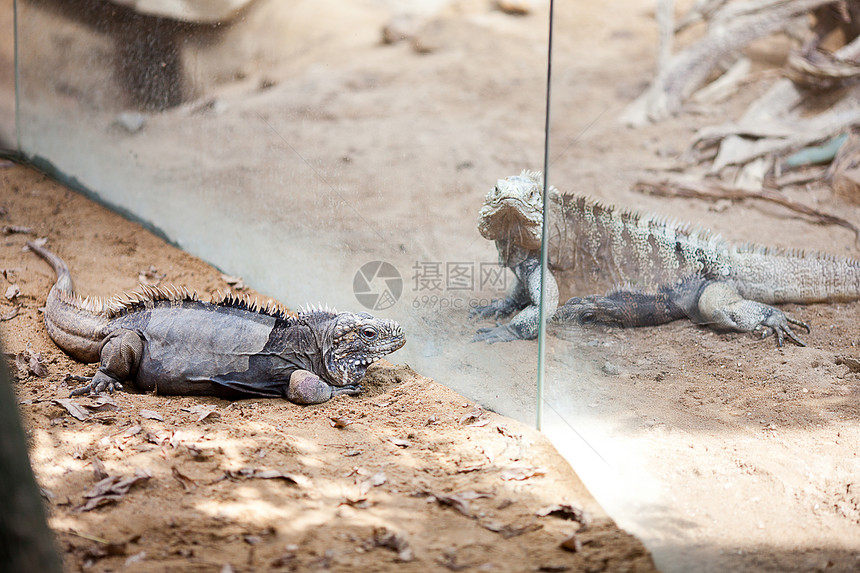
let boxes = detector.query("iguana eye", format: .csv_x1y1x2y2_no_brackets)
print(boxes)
360,326,378,340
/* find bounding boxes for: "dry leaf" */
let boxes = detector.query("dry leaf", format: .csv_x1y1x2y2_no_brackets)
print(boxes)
500,467,545,481
0,305,19,321
371,527,413,562
1,225,32,235
359,471,387,495
117,425,143,439
138,265,165,286
76,468,152,512
459,406,488,426
92,457,109,481
4,284,20,300
329,416,353,429
124,551,147,566
388,437,411,448
223,468,303,486
172,466,198,492
53,398,90,421
481,520,543,538
182,404,219,422
536,503,591,527
15,343,47,378
220,274,245,290
83,397,121,413
560,534,583,553
139,409,164,421
433,493,472,517
145,430,171,446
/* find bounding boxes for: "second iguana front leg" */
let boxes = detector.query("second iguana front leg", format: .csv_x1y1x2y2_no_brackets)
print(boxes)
472,256,558,343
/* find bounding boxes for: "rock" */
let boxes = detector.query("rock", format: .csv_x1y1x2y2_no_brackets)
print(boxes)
108,0,255,23
496,0,535,16
113,112,146,133
601,361,621,376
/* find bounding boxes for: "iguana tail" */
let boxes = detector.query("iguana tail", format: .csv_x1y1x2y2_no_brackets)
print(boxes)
27,241,107,363
728,247,860,305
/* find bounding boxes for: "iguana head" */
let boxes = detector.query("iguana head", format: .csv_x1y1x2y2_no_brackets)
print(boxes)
478,170,545,251
304,309,405,387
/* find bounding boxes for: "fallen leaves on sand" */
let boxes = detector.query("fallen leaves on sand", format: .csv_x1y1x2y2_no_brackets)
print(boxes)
536,503,591,528
138,265,165,286
172,466,198,492
182,404,220,422
370,527,414,562
220,467,305,486
4,283,20,300
16,343,48,377
459,405,489,427
139,409,164,421
329,416,353,428
76,468,152,512
1,305,20,320
221,274,246,290
54,398,90,421
500,466,545,481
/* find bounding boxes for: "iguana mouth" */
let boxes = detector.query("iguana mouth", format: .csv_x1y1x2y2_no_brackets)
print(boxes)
477,171,544,249
478,199,542,247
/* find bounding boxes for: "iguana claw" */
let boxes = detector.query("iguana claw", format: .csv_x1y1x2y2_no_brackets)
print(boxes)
469,299,520,321
756,313,810,348
68,374,124,397
331,384,363,397
472,324,522,343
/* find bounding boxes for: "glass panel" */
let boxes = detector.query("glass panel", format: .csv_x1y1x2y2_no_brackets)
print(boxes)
543,2,860,571
1,0,14,150
15,0,550,423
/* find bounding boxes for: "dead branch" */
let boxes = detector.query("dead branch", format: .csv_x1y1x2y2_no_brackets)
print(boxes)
623,0,835,126
635,177,860,242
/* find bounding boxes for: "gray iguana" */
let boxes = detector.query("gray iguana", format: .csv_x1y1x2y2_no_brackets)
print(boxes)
27,241,405,404
471,170,860,346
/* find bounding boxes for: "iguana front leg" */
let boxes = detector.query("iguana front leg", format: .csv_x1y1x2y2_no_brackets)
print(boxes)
69,329,144,396
472,256,558,343
287,370,362,405
694,282,810,347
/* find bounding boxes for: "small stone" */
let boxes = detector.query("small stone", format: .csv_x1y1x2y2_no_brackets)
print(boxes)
113,112,146,133
601,361,620,376
496,0,534,15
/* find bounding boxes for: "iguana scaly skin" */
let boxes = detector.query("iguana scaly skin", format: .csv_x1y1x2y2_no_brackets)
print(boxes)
28,241,405,404
472,170,860,346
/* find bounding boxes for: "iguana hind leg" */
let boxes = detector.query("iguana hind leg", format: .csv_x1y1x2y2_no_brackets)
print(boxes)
694,282,810,347
556,279,810,347
555,288,688,328
69,329,144,396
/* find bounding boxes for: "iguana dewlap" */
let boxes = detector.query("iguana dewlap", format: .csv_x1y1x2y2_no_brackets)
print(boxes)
28,241,405,404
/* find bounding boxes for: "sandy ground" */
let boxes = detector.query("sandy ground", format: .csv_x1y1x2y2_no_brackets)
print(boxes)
5,0,860,571
0,163,654,572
